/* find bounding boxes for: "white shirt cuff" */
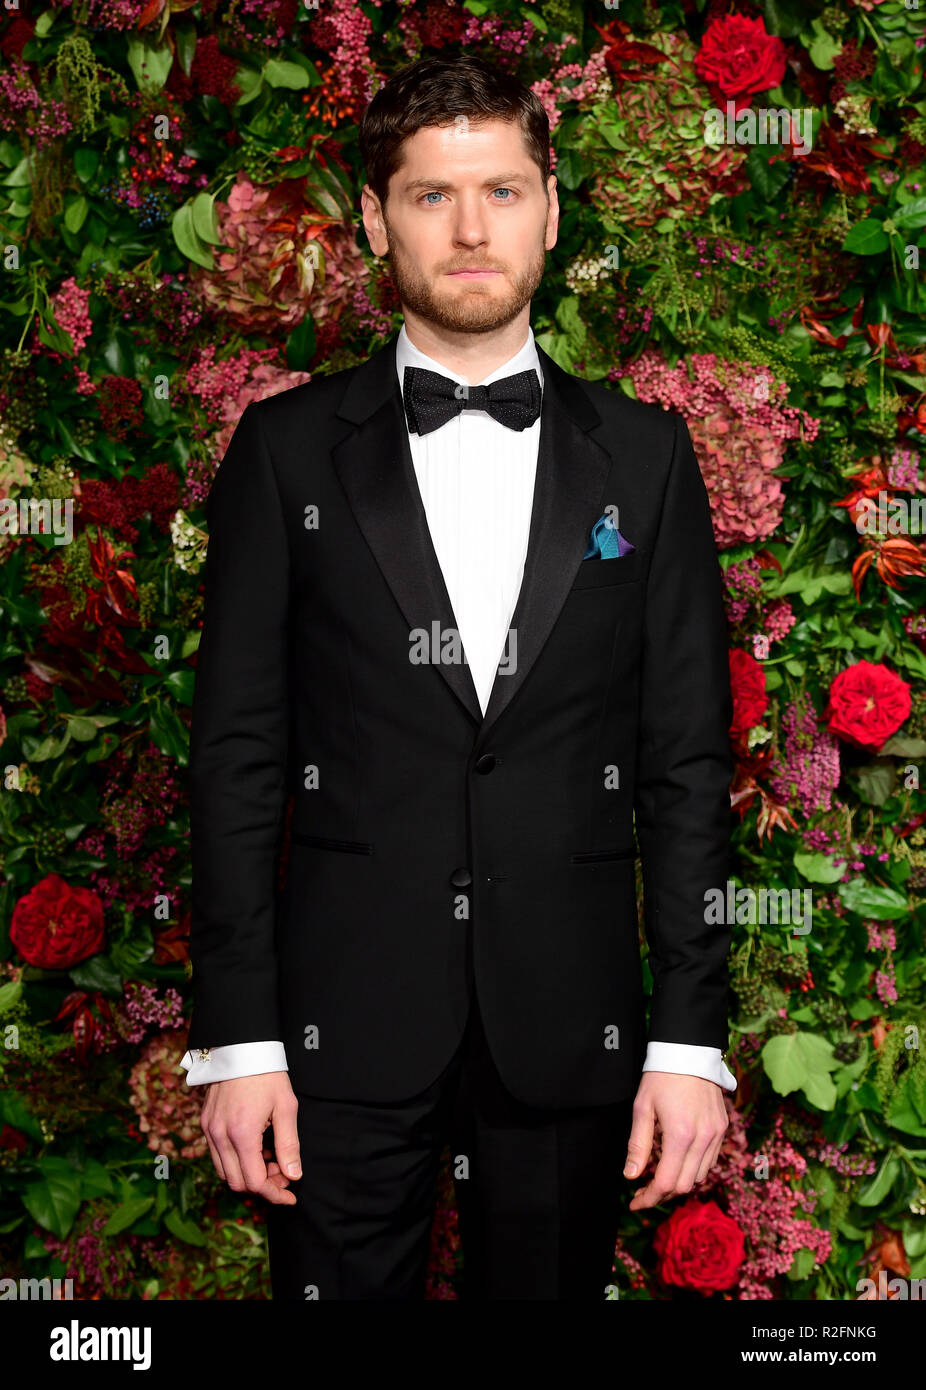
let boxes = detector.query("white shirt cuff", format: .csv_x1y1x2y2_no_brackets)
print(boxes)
643,1041,737,1091
180,1041,289,1086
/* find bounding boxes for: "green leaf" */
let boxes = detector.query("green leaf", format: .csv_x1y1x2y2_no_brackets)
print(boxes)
0,1090,42,1140
763,0,806,37
842,219,891,255
78,1159,115,1199
263,59,310,90
746,146,790,201
64,196,88,234
893,198,926,230
854,759,896,807
233,66,263,106
857,1153,899,1206
126,38,174,95
881,736,926,757
164,1208,207,1246
69,954,124,997
175,24,197,77
65,715,99,742
762,1032,838,1110
551,147,586,191
286,313,316,372
74,148,99,183
149,699,190,765
0,980,22,1014
102,1196,155,1236
161,668,196,705
3,157,33,188
787,1247,816,1280
171,202,214,271
805,20,842,71
191,191,222,247
34,10,56,35
838,877,908,920
22,1159,83,1238
793,851,845,884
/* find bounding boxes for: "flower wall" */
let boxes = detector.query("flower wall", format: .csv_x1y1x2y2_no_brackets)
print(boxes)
1,0,925,1301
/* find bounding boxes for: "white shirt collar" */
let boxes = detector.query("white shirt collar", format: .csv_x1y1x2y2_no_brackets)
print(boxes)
394,320,543,395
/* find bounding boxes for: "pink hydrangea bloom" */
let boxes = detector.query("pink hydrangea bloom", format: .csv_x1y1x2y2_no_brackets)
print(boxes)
614,352,819,547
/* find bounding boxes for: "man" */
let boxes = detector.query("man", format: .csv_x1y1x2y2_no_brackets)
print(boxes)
181,53,737,1301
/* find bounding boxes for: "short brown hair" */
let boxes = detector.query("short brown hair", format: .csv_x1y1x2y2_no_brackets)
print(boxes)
358,54,551,213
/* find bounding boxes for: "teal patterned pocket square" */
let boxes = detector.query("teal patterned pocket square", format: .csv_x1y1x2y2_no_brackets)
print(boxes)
583,514,636,560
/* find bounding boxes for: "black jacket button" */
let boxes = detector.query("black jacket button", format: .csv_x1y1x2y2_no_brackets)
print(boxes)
450,867,473,888
474,754,496,774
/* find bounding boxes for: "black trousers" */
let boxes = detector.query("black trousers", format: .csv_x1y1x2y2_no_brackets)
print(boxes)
264,990,635,1300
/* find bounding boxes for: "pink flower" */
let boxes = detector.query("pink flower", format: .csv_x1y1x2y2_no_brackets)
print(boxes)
613,352,819,548
193,171,368,333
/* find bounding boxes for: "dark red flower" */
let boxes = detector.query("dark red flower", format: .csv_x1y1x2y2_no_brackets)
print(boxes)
10,873,106,970
729,648,768,738
824,660,911,752
694,13,787,113
654,1199,746,1293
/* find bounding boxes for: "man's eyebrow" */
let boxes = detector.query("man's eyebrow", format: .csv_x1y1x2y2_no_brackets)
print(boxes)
401,172,530,193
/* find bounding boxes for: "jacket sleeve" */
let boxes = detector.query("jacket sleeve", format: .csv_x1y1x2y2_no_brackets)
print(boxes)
186,402,291,1050
633,412,735,1051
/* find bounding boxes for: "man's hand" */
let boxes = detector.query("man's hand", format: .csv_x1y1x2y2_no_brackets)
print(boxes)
623,1071,728,1211
200,1072,302,1206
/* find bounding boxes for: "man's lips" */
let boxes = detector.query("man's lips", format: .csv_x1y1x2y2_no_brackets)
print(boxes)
446,269,501,278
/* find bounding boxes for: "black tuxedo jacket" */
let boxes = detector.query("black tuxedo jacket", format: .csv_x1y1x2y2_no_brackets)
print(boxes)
187,329,735,1107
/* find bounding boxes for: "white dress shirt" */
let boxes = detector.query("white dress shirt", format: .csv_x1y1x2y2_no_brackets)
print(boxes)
181,322,736,1093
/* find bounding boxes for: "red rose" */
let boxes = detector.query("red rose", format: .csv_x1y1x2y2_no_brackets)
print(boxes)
729,648,768,737
10,873,105,970
824,660,911,752
654,1198,745,1293
694,14,787,113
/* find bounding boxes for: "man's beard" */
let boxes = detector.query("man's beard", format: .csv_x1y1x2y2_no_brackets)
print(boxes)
382,220,548,334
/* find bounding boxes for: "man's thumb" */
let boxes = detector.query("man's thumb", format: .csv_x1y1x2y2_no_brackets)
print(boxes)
272,1104,302,1179
624,1107,653,1178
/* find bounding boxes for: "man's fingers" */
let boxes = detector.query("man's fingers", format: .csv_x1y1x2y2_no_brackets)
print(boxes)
628,1128,691,1210
204,1131,227,1183
212,1130,247,1193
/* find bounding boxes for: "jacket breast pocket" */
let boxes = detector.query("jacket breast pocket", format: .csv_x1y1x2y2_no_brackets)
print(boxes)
569,549,644,591
290,833,373,855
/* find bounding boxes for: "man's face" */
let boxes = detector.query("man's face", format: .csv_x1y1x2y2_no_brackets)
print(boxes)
362,117,558,334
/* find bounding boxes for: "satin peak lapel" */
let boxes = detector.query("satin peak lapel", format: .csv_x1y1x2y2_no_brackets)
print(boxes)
330,333,615,740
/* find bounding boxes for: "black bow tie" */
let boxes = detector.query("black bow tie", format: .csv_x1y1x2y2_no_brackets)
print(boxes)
402,364,542,436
